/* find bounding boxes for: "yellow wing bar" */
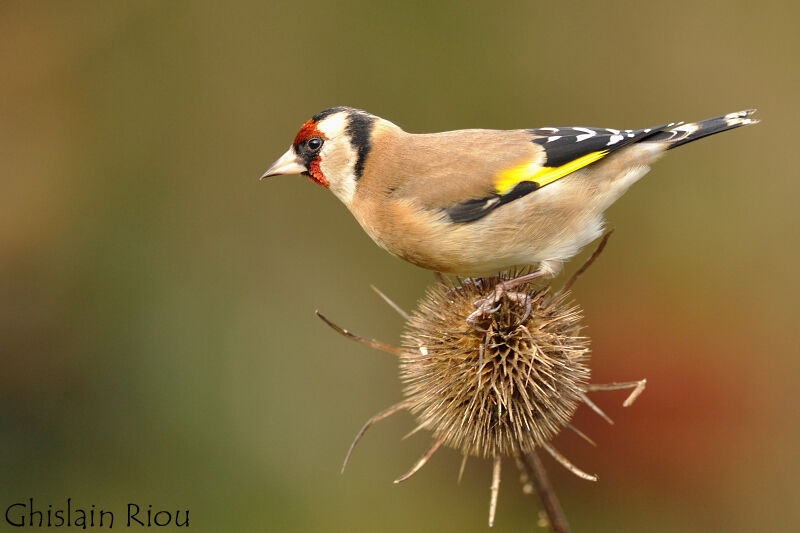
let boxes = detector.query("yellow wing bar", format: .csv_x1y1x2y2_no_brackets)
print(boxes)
495,150,610,196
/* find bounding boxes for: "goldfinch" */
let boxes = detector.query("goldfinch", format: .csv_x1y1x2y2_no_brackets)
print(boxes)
262,107,758,281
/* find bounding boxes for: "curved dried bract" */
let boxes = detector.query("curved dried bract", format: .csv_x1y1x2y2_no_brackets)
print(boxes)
316,310,405,357
557,230,613,297
587,379,647,407
457,454,469,485
370,284,410,321
541,442,597,482
341,400,412,473
565,422,596,447
394,437,444,483
488,455,502,527
578,391,614,425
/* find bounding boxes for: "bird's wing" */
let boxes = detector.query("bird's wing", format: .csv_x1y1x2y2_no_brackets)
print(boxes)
444,124,672,223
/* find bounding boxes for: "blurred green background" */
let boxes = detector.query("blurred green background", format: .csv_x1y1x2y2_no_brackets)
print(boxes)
1,1,798,531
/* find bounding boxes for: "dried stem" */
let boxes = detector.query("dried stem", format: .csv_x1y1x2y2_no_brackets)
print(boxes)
514,454,534,495
522,450,570,533
316,310,405,357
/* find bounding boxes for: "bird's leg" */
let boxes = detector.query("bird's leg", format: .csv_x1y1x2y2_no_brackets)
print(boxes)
466,261,561,330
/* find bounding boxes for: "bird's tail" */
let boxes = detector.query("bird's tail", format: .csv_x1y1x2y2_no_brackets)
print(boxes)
646,109,759,149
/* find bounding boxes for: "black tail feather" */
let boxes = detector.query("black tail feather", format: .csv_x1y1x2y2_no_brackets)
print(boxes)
646,109,759,149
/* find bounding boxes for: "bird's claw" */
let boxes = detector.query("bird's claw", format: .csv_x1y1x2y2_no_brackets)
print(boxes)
466,290,503,331
466,283,533,331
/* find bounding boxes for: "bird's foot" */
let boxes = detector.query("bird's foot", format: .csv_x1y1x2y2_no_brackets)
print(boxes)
466,270,547,331
466,288,504,332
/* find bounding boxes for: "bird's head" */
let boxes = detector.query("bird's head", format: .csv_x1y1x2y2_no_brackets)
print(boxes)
261,107,378,206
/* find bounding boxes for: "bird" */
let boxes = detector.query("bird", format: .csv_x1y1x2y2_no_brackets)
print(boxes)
261,107,758,323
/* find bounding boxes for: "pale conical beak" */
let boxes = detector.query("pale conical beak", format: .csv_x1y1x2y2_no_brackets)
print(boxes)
260,147,306,180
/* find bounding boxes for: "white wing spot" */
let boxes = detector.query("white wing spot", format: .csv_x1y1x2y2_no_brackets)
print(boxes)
575,133,593,142
607,134,624,145
547,135,562,142
672,124,699,134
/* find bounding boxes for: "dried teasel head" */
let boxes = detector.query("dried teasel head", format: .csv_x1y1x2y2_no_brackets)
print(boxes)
400,277,589,459
318,234,646,528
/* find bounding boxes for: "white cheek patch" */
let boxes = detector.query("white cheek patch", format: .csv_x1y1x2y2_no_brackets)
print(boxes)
319,138,358,206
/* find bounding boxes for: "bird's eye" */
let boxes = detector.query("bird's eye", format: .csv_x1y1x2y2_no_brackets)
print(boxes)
307,137,324,151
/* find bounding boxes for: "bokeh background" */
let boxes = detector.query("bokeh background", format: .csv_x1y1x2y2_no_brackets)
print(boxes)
2,1,798,531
